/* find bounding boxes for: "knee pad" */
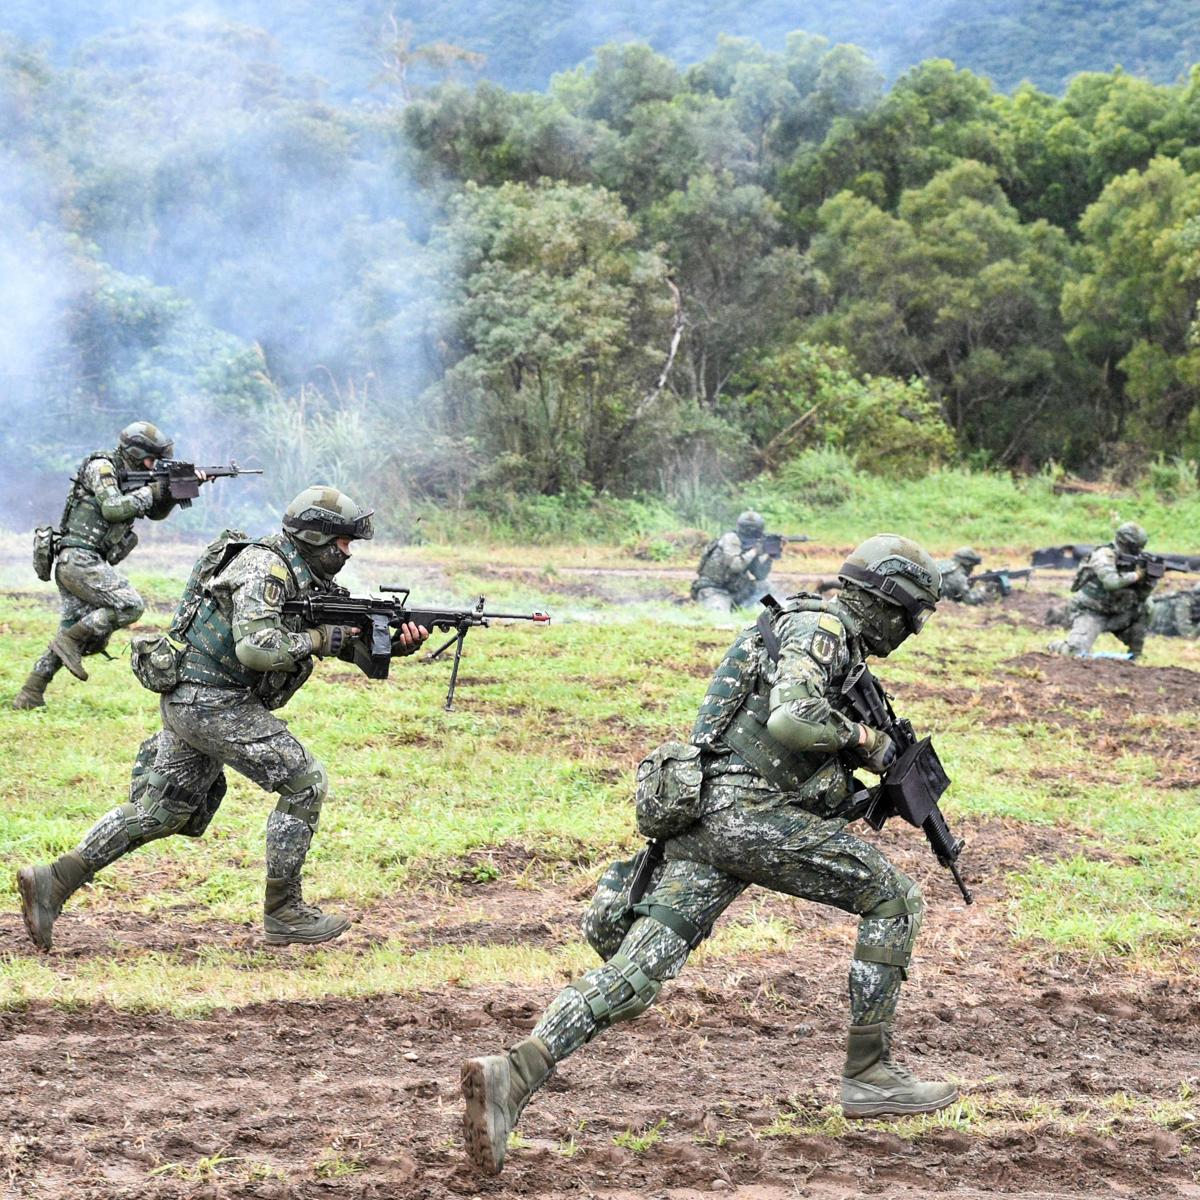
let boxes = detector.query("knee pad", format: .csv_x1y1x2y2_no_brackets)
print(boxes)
115,592,146,627
854,877,924,979
274,762,328,832
139,772,206,839
565,953,662,1035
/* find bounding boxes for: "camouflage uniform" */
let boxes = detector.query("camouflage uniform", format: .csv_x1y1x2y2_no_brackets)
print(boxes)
463,535,956,1176
1050,531,1156,658
16,437,171,705
17,487,398,949
936,548,994,606
691,510,775,614
1147,585,1200,638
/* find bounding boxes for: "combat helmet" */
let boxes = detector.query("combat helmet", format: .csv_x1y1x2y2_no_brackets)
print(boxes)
838,533,941,634
283,485,374,580
1114,521,1147,553
118,421,173,467
952,546,982,568
735,509,765,540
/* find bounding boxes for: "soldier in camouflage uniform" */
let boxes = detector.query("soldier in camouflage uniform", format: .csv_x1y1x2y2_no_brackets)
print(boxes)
691,510,777,614
462,534,957,1176
1147,583,1200,638
13,422,197,710
936,547,997,605
1048,522,1157,658
16,486,430,949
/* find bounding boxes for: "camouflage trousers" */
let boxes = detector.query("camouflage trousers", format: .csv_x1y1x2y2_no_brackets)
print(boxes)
531,778,921,1065
1050,604,1148,657
76,684,324,884
693,580,770,615
30,549,145,681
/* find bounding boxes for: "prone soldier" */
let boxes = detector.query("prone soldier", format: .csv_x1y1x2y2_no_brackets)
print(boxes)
1048,522,1157,659
936,547,997,605
1147,582,1200,639
16,486,430,949
13,422,200,709
462,534,959,1176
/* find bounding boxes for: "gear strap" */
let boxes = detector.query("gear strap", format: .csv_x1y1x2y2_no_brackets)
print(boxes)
145,770,206,809
629,900,707,949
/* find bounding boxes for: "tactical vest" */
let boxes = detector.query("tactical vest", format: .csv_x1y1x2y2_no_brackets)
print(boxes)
1071,545,1147,614
58,451,131,555
694,535,748,593
691,596,861,804
176,533,318,691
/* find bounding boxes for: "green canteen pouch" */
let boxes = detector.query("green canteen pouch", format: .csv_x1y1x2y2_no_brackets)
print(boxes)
32,526,58,581
130,633,184,694
635,741,704,839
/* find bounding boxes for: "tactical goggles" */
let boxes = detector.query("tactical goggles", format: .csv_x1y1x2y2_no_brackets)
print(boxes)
285,509,375,540
839,563,937,633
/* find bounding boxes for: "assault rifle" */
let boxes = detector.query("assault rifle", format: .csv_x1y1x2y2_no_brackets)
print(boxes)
120,460,263,507
840,662,973,904
1033,543,1200,572
1115,551,1200,580
975,567,1034,596
760,532,811,559
282,588,550,709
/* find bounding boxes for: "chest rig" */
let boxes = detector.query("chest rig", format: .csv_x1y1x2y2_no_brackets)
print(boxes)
691,595,863,803
176,533,318,690
58,451,130,554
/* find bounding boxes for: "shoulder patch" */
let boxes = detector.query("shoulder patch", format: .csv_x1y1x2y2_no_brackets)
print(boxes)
262,576,285,607
269,563,288,580
97,462,116,477
817,613,843,635
809,628,838,665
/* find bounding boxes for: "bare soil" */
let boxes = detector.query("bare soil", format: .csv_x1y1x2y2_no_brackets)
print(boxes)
2,819,1198,1200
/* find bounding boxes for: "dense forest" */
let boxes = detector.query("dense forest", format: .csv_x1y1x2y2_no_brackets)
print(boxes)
3,7,1200,528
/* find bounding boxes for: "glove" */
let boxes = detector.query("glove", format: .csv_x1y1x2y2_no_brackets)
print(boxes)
148,477,171,506
854,725,897,775
307,624,356,657
760,533,784,559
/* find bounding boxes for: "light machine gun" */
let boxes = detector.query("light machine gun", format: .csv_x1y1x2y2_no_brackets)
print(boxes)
974,566,1034,596
840,661,973,904
283,588,550,709
120,460,263,508
1114,551,1200,580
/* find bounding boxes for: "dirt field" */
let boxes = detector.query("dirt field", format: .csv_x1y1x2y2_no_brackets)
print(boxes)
2,547,1198,1200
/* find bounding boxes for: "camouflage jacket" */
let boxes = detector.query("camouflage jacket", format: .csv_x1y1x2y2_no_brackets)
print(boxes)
58,451,156,558
693,531,773,602
690,594,866,816
1071,544,1156,616
936,561,993,605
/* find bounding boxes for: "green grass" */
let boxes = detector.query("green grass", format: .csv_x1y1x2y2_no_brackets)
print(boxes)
0,540,1197,1012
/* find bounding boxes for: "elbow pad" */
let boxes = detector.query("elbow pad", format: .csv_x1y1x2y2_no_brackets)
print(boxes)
766,702,851,753
234,621,303,673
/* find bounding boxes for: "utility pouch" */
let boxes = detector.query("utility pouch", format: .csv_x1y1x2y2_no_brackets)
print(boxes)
129,633,184,694
32,526,59,581
582,855,642,961
881,736,950,827
635,741,704,839
106,528,139,565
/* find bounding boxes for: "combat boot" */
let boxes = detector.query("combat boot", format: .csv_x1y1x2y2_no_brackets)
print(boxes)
50,625,92,681
263,876,350,945
461,1036,555,1175
17,852,93,951
841,1022,958,1118
12,672,49,710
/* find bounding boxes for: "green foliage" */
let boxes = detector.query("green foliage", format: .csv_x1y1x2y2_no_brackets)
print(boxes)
733,342,954,477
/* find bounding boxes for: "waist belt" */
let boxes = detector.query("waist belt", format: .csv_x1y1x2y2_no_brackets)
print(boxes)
178,646,256,689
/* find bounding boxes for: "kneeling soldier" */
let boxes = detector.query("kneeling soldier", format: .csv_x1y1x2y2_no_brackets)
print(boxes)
461,534,958,1176
17,486,429,949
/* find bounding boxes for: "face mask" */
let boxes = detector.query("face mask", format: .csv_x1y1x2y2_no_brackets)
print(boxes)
300,540,351,580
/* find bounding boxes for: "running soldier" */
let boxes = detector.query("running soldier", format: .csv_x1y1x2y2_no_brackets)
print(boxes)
462,534,959,1176
13,422,199,709
16,486,430,949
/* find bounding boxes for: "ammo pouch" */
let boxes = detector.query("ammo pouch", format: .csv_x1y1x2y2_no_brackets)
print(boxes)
879,736,950,827
106,528,139,565
635,741,703,839
129,633,185,694
32,526,58,582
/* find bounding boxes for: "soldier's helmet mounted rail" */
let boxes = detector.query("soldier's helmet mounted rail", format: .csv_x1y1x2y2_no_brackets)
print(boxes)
838,533,941,632
952,546,982,567
119,421,173,463
283,486,375,546
735,509,765,539
1114,521,1147,553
